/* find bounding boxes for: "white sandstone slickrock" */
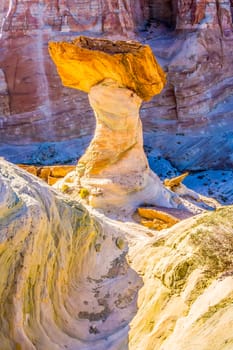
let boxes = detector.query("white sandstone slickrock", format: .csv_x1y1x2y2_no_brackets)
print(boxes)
0,158,142,350
1,159,233,349
56,79,178,212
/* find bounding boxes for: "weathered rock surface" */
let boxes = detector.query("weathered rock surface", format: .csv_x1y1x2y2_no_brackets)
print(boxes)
0,0,140,38
137,206,180,230
18,164,75,184
0,158,142,350
0,0,233,170
0,69,10,117
63,79,177,210
49,36,166,101
1,159,233,350
129,205,233,350
141,0,233,170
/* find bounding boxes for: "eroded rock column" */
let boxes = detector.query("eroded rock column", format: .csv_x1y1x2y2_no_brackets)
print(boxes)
77,79,176,209
49,36,178,211
77,79,145,179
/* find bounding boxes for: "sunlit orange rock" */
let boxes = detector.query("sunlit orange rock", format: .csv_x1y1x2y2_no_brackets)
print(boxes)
164,172,189,190
17,164,75,184
137,207,180,230
48,36,166,101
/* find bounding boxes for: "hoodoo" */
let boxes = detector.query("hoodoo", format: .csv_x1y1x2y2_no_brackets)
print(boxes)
49,36,177,211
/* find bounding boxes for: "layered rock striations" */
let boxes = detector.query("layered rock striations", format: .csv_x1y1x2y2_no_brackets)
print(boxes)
0,0,233,170
129,204,233,350
0,158,142,350
1,158,233,350
0,69,10,116
142,0,233,170
0,0,141,157
0,0,141,37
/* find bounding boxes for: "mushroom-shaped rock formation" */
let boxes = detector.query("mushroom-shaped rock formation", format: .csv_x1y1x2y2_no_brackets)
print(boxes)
49,36,177,211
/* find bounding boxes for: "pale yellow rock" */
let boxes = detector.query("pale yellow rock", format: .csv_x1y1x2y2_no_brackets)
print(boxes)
1,160,233,350
128,206,233,350
0,159,142,350
77,79,144,177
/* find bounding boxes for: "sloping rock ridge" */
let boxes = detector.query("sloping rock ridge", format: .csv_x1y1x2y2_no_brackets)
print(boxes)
1,159,233,349
0,158,142,350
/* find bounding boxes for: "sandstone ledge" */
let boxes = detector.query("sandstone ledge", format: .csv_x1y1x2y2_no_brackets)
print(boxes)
49,36,166,101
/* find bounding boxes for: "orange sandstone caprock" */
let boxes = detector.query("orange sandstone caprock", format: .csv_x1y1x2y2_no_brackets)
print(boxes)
164,172,189,190
48,36,166,101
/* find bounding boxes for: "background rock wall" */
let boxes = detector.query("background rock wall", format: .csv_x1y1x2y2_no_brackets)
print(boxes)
0,0,233,169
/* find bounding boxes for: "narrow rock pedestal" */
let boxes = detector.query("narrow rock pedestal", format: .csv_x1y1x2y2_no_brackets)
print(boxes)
78,79,177,209
49,36,178,211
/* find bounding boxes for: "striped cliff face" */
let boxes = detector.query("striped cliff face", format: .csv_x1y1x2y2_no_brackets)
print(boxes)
0,158,143,350
0,0,233,171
